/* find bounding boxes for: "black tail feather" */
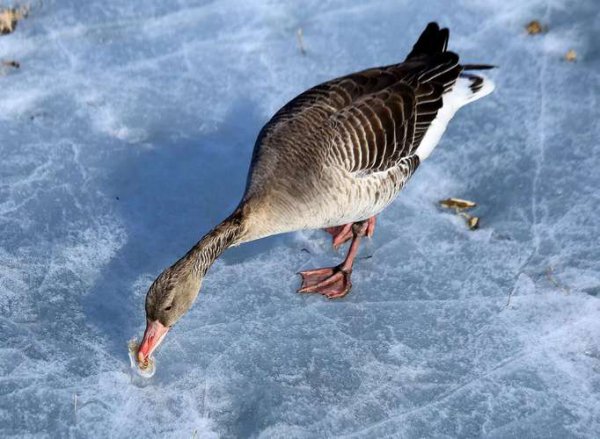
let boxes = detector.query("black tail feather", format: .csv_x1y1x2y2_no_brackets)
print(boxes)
406,22,450,60
462,64,497,70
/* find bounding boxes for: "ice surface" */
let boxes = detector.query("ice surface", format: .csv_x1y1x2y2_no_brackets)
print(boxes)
1,0,599,437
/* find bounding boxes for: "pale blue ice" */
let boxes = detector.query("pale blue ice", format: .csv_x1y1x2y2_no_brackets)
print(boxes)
1,0,599,437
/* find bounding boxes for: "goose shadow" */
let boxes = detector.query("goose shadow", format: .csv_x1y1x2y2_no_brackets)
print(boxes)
83,99,294,359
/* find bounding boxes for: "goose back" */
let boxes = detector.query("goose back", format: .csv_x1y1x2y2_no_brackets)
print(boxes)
240,23,493,240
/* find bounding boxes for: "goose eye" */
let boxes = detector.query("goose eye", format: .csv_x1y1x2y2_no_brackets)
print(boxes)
164,305,173,311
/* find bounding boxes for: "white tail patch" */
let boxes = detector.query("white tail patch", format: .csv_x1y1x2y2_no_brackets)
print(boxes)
415,74,495,161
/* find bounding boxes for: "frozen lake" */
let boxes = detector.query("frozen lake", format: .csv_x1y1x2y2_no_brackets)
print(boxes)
1,0,599,437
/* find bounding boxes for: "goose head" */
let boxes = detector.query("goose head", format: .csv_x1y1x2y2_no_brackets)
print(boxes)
137,262,203,364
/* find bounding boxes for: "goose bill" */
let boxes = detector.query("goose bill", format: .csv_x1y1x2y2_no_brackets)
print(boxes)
137,320,169,364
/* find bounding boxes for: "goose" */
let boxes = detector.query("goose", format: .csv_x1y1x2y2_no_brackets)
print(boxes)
137,22,495,364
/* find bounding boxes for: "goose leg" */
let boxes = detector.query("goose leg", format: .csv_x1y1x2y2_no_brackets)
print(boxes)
365,215,376,238
324,216,376,249
299,221,369,299
325,223,353,249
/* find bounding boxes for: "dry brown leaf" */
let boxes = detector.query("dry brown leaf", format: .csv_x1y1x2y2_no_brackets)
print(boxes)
0,6,28,35
525,20,545,35
440,198,481,230
0,59,20,76
565,49,577,62
2,60,20,68
439,198,477,211
467,216,480,230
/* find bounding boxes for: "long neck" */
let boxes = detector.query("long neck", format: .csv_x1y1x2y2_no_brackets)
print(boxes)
179,209,246,278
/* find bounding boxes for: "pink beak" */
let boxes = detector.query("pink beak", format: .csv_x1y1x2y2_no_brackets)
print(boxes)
137,319,169,363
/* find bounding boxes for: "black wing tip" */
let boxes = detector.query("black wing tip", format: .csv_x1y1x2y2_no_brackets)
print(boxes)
424,22,441,34
408,25,499,71
406,22,450,60
462,64,498,70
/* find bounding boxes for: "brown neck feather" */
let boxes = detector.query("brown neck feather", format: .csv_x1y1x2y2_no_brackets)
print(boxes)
177,207,247,279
